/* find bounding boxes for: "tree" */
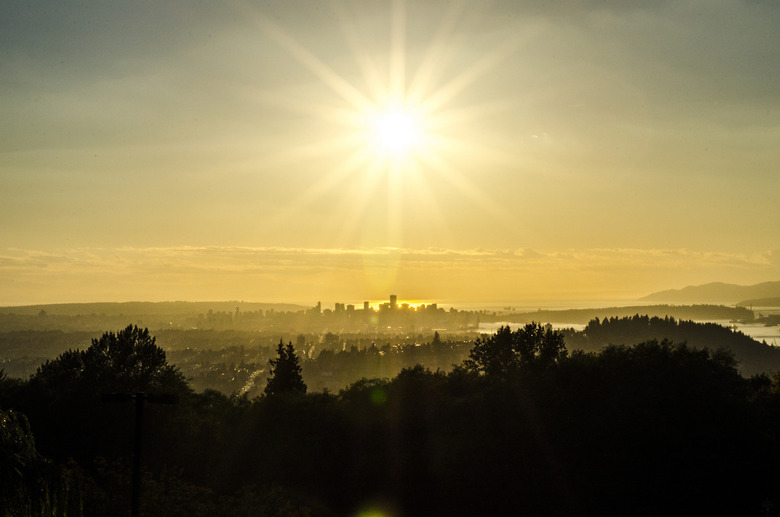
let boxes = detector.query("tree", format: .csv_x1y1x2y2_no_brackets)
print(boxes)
465,323,566,376
31,324,188,396
264,341,307,396
0,369,23,407
21,325,189,462
1,408,40,511
1,408,81,515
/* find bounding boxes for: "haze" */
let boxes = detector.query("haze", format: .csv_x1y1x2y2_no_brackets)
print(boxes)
1,0,778,306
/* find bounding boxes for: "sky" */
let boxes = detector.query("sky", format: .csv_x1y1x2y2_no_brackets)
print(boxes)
1,0,779,306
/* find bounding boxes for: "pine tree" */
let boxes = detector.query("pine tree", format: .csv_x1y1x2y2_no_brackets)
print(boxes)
264,340,307,396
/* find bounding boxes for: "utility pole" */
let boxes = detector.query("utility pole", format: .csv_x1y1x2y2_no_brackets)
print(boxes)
102,392,177,517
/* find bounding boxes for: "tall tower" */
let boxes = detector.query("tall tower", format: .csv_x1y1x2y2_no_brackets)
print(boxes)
390,294,397,309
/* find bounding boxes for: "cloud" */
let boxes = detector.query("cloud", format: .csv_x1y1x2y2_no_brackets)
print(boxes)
1,246,777,306
2,245,775,272
1,2,777,305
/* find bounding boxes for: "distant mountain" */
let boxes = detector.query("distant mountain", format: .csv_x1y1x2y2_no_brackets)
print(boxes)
640,281,780,305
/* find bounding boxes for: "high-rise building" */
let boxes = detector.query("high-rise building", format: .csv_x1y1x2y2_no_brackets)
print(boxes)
390,294,397,309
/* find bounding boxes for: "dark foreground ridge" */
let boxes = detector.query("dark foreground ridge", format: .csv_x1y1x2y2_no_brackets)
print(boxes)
3,323,780,515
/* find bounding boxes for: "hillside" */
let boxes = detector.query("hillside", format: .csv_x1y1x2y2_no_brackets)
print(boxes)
640,281,780,304
563,314,780,376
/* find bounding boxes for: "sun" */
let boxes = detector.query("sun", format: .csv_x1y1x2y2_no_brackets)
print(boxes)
249,1,522,247
370,108,424,159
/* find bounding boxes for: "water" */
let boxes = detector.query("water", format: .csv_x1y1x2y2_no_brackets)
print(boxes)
707,321,780,346
476,304,780,346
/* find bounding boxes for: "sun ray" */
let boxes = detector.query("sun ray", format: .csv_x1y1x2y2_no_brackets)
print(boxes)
416,141,509,220
390,0,406,103
333,158,389,244
425,97,521,131
406,0,470,104
241,0,527,248
332,2,388,102
386,162,405,245
419,29,529,115
249,131,363,173
282,143,375,208
247,13,374,113
248,88,365,128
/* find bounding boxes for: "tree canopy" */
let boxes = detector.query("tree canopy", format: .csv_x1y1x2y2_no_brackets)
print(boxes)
465,322,567,376
16,325,189,464
5,324,780,515
1,408,81,515
30,325,188,398
264,341,307,396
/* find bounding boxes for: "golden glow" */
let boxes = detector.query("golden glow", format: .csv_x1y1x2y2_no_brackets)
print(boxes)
372,108,422,156
365,298,434,310
2,3,776,307
245,1,527,252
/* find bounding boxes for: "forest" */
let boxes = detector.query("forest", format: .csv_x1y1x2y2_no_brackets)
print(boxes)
2,310,779,395
3,317,780,516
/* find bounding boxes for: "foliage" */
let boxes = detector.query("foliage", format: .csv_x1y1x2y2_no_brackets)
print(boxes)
0,369,23,408
1,408,82,517
264,341,307,396
15,325,190,464
566,314,780,375
465,322,566,376
1,408,40,512
30,325,188,396
6,325,780,514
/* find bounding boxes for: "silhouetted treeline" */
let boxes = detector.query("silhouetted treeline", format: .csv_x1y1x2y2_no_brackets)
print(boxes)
4,315,780,395
4,324,780,515
564,314,780,376
758,314,780,326
1,329,477,395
